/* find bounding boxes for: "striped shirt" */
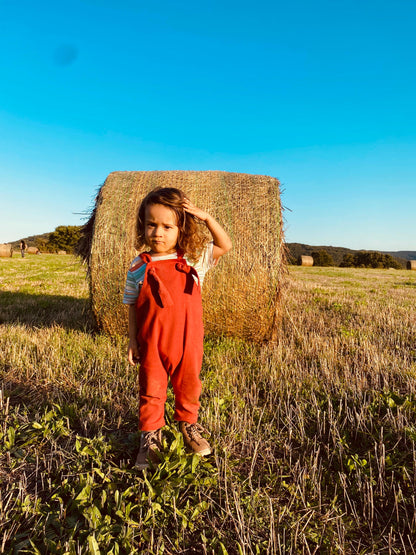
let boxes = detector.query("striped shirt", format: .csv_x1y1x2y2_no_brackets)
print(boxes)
123,242,215,305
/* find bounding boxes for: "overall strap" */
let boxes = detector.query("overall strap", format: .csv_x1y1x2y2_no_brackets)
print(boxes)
175,261,201,293
139,252,174,307
147,267,174,307
138,251,199,306
139,252,152,264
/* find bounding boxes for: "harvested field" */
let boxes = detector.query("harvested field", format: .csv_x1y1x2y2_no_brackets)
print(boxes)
1,257,416,553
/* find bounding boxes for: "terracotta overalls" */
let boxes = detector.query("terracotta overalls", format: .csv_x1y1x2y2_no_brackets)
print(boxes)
135,252,204,431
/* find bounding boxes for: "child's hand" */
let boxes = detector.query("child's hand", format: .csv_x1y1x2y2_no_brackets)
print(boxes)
183,199,209,222
128,339,140,366
183,197,232,260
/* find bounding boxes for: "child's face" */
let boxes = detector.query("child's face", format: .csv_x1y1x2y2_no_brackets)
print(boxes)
144,203,179,255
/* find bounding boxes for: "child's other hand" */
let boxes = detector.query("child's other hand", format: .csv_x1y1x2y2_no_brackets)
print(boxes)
183,198,209,222
127,340,140,366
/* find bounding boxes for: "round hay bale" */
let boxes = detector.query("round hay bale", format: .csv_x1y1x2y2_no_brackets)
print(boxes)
0,244,13,257
58,250,67,255
78,171,285,341
299,255,314,267
27,246,40,255
407,260,416,270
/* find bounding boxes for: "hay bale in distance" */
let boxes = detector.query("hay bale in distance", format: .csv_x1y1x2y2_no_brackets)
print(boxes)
407,260,416,270
79,170,285,341
27,246,40,255
0,244,13,257
58,250,67,255
299,255,314,267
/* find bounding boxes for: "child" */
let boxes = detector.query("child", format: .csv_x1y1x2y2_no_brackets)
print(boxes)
123,187,232,470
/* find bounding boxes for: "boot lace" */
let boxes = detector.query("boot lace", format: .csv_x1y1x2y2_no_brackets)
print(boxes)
141,430,160,450
184,423,208,444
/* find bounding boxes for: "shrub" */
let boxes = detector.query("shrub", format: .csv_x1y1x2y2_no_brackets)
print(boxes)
312,250,334,267
48,226,82,254
340,251,402,269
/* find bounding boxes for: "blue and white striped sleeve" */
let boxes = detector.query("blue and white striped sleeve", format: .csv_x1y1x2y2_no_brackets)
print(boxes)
123,271,139,305
123,257,146,305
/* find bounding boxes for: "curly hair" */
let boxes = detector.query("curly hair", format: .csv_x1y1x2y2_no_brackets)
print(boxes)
135,187,208,263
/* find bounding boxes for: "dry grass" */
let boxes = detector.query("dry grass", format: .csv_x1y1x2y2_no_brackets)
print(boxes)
79,171,284,341
1,257,416,553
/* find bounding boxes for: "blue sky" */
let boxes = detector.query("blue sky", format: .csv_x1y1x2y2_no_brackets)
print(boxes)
0,0,415,251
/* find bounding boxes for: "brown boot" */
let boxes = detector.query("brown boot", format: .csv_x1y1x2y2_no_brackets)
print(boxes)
179,422,211,456
135,429,162,470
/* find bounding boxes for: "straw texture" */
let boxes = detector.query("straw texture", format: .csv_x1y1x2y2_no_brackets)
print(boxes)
0,244,13,257
78,170,285,341
299,255,314,267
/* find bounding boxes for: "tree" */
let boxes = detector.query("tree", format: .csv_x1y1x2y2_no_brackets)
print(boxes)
312,250,334,267
339,253,355,267
35,237,54,253
339,251,402,269
48,226,82,254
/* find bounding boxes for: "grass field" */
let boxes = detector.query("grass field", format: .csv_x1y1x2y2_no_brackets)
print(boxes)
1,255,416,554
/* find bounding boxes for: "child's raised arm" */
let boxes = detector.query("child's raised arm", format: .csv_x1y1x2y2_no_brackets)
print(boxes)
183,199,232,260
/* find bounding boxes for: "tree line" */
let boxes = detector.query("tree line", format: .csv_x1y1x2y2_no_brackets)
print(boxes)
34,226,82,254
23,230,405,268
297,249,402,269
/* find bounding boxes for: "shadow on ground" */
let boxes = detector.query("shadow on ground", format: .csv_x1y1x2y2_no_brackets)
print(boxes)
0,291,95,331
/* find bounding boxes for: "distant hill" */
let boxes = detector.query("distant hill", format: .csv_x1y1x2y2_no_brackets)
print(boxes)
383,250,416,261
286,243,415,268
10,232,51,250
9,226,82,254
